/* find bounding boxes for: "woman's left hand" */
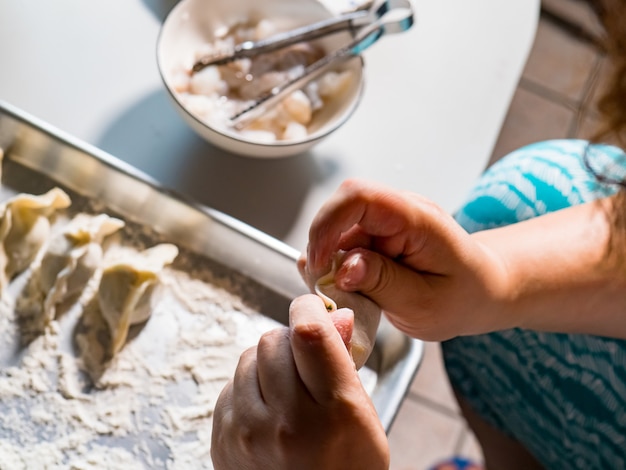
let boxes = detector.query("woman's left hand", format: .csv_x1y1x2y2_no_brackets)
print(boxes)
211,294,390,470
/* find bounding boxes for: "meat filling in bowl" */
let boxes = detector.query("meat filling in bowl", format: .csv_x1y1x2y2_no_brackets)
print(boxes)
170,19,355,143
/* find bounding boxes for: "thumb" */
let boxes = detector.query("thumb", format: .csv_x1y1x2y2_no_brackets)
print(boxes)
335,248,434,317
297,254,355,347
289,295,360,403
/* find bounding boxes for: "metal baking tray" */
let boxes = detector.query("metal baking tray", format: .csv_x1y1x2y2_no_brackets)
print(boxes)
0,101,423,458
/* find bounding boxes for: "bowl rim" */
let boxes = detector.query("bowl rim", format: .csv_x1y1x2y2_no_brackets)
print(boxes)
156,0,366,151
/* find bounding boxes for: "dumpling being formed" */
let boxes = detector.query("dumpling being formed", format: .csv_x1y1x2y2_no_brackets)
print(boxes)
39,213,125,323
98,243,179,354
299,253,381,370
0,187,71,291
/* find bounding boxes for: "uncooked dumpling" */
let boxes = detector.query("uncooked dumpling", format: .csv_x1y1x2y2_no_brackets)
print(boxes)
98,243,178,354
0,187,71,291
300,253,381,369
38,213,125,323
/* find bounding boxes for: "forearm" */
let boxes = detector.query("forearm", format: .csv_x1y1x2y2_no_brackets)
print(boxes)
473,194,626,339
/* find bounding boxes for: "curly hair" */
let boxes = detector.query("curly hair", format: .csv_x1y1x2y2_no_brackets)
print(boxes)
591,0,626,147
579,0,626,193
581,0,626,259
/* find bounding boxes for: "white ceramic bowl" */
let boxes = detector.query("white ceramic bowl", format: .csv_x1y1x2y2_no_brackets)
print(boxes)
157,0,365,158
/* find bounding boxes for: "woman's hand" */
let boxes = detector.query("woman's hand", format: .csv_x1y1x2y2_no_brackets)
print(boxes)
306,178,626,340
305,178,511,341
211,294,390,470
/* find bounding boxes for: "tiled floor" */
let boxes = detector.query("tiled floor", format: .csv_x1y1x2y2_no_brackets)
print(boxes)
386,1,609,468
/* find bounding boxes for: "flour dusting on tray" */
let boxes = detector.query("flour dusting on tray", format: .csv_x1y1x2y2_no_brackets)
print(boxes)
0,207,282,469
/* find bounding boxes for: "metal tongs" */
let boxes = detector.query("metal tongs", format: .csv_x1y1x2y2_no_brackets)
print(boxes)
192,0,414,129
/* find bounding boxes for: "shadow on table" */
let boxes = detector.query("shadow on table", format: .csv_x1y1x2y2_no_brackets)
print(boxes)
95,89,334,242
141,0,179,21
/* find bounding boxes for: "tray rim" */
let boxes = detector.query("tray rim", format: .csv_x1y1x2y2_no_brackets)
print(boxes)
0,99,424,433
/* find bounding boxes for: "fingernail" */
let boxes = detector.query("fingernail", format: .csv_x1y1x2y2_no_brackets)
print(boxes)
337,252,366,290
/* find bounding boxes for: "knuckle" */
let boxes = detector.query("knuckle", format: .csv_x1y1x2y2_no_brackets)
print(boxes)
292,320,328,342
258,328,287,350
239,421,254,446
339,178,370,200
339,177,361,192
290,293,323,311
257,332,271,349
238,346,257,366
275,417,299,446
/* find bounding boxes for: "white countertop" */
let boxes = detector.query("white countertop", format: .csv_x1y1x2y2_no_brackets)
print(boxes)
0,0,539,252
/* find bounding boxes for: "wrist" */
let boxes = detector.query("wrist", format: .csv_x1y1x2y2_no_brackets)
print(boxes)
468,197,626,338
469,233,523,334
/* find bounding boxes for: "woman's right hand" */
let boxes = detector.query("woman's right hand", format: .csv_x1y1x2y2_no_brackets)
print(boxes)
211,294,389,470
304,178,511,341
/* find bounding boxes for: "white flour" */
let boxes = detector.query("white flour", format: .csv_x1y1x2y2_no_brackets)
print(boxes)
0,243,282,469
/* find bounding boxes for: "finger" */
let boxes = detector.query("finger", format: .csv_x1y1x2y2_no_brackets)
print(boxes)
297,252,307,273
213,379,234,430
298,256,355,346
211,380,234,470
288,295,359,404
256,327,303,408
297,254,310,289
307,179,409,276
308,179,468,277
336,225,375,253
232,346,265,408
334,248,436,328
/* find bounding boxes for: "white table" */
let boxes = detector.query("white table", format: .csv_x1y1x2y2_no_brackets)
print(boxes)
0,0,539,253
